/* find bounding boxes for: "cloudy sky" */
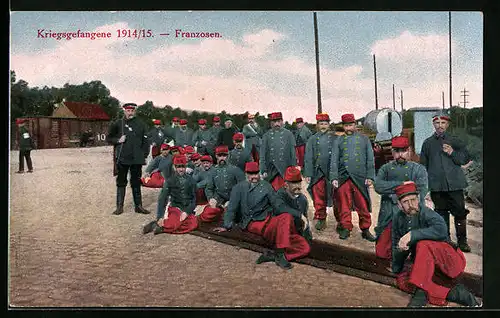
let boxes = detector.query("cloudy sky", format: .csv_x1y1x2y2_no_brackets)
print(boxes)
10,11,482,123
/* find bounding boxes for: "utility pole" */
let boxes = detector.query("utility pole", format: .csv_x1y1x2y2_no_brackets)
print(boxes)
442,91,445,109
449,11,453,108
373,54,379,110
313,12,322,114
461,87,469,129
392,84,396,110
400,89,403,112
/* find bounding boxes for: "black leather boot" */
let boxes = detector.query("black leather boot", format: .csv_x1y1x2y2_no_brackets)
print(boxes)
446,284,480,307
338,227,350,240
455,218,471,253
361,229,376,242
112,187,126,215
315,219,327,231
407,288,428,307
256,250,276,264
132,187,151,214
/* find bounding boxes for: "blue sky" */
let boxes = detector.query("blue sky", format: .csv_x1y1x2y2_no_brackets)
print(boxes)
10,11,483,122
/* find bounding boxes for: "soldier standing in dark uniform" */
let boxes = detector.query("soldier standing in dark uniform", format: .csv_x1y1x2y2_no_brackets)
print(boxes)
419,113,471,252
217,118,239,150
192,155,213,206
390,182,479,307
106,103,151,215
174,119,194,147
304,113,337,231
16,118,34,173
260,112,297,191
330,113,376,241
228,132,254,172
242,114,263,164
200,145,245,222
147,119,170,159
213,162,310,270
373,136,428,259
275,166,313,242
207,116,222,161
294,117,312,170
192,118,212,155
143,155,198,235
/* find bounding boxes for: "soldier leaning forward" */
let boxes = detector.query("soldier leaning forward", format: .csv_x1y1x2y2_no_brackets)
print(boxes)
106,103,151,215
200,145,246,223
373,136,428,260
143,155,198,235
419,113,472,253
147,119,171,158
390,182,479,308
304,113,337,231
213,162,311,270
260,112,297,191
192,118,212,155
228,132,254,172
294,117,313,170
275,166,313,242
15,118,35,173
330,113,376,241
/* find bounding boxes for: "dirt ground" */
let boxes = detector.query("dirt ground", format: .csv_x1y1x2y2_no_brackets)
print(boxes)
9,146,481,307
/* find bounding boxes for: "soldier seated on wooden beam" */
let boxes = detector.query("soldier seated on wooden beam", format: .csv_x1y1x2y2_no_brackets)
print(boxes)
390,182,480,308
143,155,198,235
213,162,311,270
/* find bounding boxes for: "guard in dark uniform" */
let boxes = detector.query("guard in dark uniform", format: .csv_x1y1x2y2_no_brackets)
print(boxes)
16,118,35,173
275,166,313,242
260,112,297,191
420,113,471,252
228,132,254,172
147,119,170,158
217,117,239,150
330,113,376,241
304,113,337,231
294,117,312,170
192,118,212,155
106,103,151,215
200,145,246,222
390,182,479,307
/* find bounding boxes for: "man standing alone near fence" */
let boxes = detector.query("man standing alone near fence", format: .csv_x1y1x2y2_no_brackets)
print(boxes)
107,103,151,215
15,118,34,173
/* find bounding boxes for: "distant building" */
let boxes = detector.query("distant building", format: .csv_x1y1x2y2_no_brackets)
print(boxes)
52,101,110,120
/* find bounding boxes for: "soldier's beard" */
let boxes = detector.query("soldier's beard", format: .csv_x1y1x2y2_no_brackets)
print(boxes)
235,144,242,149
396,157,406,164
218,159,226,165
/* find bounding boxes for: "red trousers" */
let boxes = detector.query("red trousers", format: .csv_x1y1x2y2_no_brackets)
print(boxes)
375,222,392,259
334,179,371,231
251,145,259,165
312,178,327,220
270,175,285,191
199,205,225,223
161,207,198,234
151,145,160,159
247,213,310,261
295,145,306,168
396,240,466,306
141,172,165,188
196,188,208,205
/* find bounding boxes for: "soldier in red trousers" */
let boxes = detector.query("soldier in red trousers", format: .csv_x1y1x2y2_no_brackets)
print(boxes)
391,182,480,307
330,113,376,241
294,117,312,170
213,162,310,270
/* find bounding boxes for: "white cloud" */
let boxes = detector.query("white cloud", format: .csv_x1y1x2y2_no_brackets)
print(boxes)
10,24,482,125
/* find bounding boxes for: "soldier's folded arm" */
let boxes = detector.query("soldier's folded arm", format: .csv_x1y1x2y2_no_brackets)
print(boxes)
449,142,471,166
409,211,448,246
374,165,405,194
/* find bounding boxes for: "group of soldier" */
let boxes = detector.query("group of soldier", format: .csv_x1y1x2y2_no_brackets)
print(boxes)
105,103,479,307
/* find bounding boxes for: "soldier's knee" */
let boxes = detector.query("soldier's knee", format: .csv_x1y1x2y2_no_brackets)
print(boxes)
116,180,128,187
130,179,141,188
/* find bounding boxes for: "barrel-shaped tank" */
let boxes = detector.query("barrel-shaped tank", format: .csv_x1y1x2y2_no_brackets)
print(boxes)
363,108,402,141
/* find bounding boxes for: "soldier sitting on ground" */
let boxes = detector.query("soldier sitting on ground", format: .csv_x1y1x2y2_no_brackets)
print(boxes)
141,143,173,188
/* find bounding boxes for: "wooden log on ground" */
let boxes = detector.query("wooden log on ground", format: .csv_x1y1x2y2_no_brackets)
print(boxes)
192,221,483,298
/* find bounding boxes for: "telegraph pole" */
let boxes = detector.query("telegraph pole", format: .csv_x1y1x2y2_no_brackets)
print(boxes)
442,91,445,109
461,87,469,129
313,12,322,114
400,89,403,112
449,11,453,108
373,54,379,110
392,84,396,110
